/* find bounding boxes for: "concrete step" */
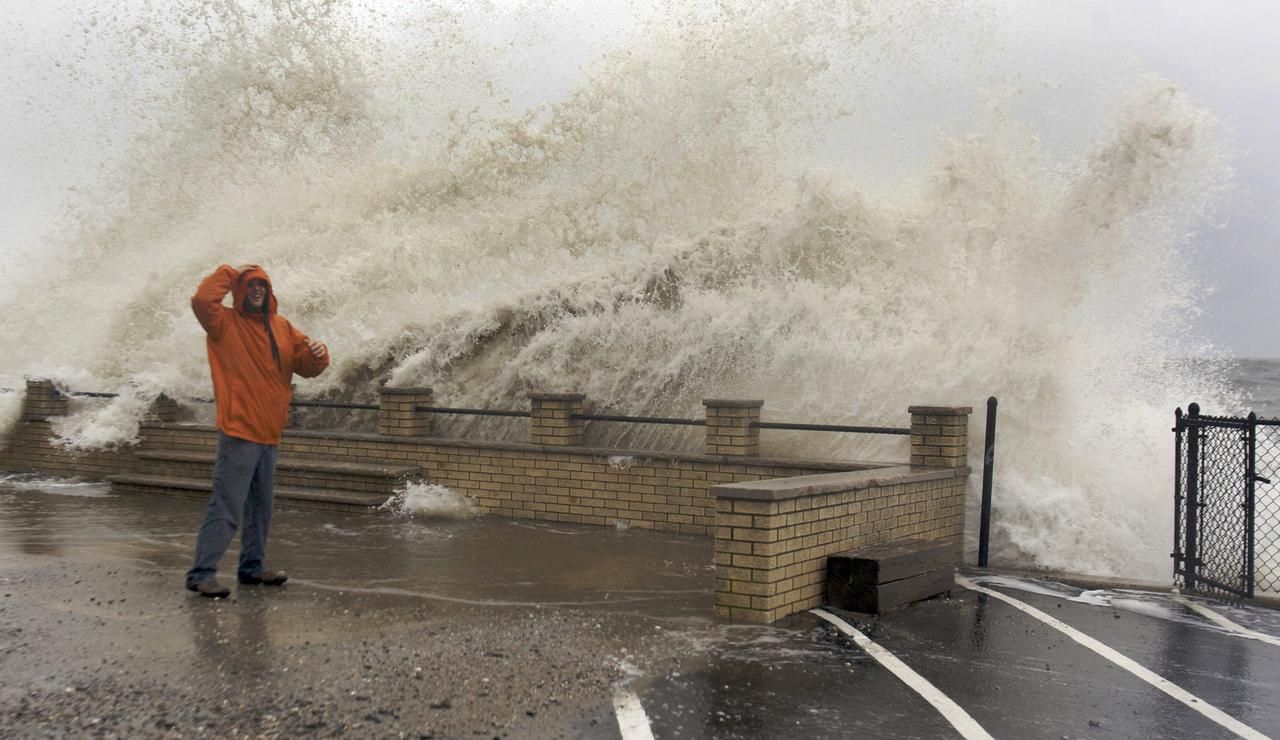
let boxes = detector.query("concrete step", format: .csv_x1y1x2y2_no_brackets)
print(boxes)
133,451,421,495
107,473,392,514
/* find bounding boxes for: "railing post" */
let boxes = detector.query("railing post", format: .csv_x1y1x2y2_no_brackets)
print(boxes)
378,386,434,437
529,393,585,446
978,397,997,567
908,405,973,467
21,378,68,421
702,399,762,456
1173,407,1185,580
1184,402,1201,591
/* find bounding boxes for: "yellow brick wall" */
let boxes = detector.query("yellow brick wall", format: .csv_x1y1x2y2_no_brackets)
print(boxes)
0,420,141,480
1,422,867,538
275,433,858,536
713,471,966,623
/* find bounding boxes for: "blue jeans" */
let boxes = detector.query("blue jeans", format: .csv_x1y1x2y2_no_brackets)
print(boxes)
186,432,279,585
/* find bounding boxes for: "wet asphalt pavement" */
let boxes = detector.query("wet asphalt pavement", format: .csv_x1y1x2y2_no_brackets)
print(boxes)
2,475,1280,738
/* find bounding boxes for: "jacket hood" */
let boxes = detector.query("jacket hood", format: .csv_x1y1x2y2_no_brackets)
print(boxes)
232,265,278,316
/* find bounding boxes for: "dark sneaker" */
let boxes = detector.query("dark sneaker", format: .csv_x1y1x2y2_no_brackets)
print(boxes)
238,570,288,586
186,579,231,598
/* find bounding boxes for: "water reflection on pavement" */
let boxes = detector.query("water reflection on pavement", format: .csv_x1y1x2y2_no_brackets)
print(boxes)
2,476,1279,738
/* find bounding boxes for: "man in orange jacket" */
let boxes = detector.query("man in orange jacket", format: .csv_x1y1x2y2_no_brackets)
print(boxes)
185,264,330,598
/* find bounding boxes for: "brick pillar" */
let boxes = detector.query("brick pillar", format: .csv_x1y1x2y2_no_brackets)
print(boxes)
529,393,585,446
378,387,434,436
147,393,181,423
908,405,972,467
714,495,786,623
285,384,298,429
21,379,68,421
703,399,762,456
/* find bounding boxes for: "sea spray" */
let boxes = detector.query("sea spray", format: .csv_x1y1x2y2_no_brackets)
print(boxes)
381,482,477,520
50,394,150,451
0,0,1240,580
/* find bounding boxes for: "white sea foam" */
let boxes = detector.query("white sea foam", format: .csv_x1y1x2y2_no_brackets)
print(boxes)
381,482,477,520
0,1,1242,580
51,393,152,450
0,474,112,497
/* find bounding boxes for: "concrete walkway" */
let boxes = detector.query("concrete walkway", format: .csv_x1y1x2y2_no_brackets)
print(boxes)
2,476,1278,738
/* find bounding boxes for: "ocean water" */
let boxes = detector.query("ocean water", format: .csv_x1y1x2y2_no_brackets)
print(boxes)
0,1,1259,581
1228,359,1280,419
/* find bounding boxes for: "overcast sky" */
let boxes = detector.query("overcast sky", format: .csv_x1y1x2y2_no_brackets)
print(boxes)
981,0,1280,358
1074,0,1279,358
2,0,1278,356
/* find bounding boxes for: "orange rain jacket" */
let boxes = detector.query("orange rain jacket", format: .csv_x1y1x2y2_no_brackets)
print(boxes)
192,264,329,445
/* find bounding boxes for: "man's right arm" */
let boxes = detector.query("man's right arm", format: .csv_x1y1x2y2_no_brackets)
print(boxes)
191,264,239,338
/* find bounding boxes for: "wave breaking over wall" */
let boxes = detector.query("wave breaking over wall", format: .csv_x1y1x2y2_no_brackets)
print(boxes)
0,0,1241,580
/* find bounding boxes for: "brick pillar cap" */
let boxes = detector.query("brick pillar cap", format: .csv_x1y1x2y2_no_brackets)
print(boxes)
379,386,434,395
23,378,60,394
528,392,585,401
908,405,972,415
703,399,763,408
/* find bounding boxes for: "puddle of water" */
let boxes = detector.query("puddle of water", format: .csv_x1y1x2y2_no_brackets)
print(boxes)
972,573,1280,641
0,481,714,615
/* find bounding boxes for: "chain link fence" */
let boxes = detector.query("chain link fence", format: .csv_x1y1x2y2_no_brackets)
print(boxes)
1198,420,1251,595
1174,410,1279,600
1256,419,1279,594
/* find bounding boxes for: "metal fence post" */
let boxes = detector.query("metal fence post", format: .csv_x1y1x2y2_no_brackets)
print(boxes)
1246,412,1257,599
1172,407,1184,580
978,396,997,567
1185,402,1201,591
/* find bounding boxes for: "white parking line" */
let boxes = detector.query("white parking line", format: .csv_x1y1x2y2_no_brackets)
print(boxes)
1173,595,1280,649
811,608,995,740
957,576,1268,740
613,688,656,740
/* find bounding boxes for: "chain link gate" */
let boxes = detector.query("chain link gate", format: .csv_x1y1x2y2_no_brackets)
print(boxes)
1173,403,1279,600
1257,420,1280,593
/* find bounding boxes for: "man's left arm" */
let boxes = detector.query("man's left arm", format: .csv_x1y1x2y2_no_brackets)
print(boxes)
287,321,330,378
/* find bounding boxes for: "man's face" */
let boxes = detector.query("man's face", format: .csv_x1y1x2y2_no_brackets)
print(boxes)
246,278,268,311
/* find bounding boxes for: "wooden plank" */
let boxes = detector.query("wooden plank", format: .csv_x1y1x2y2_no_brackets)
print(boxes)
826,567,955,614
828,538,956,585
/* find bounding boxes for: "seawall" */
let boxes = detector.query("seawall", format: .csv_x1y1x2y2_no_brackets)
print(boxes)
1,379,969,622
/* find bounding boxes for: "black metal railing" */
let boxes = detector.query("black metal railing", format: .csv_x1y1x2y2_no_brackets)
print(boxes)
564,414,913,435
752,421,909,435
422,406,531,419
290,400,377,411
6,385,914,438
571,412,701,426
